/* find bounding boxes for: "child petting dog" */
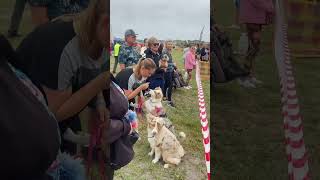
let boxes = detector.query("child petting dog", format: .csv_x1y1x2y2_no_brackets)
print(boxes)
126,58,157,100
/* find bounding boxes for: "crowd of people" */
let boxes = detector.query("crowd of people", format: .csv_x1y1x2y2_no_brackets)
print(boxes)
1,0,118,179
111,30,210,108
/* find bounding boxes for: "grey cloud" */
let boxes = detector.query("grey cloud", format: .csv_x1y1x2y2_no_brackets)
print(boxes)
111,0,210,42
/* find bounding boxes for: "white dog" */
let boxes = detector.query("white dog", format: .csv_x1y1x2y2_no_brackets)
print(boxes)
147,115,185,168
143,87,166,117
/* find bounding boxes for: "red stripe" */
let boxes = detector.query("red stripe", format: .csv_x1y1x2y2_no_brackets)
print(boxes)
284,123,289,129
303,171,311,180
292,152,308,168
285,137,290,145
204,137,210,144
205,153,210,161
287,94,297,99
287,123,303,134
289,173,294,180
287,104,299,109
289,138,304,149
288,114,300,121
202,125,209,132
287,153,292,162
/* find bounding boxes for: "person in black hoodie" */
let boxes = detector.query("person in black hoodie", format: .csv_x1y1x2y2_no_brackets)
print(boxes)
0,34,60,180
144,36,165,90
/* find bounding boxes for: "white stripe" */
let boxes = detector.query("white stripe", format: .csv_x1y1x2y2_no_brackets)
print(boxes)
293,163,309,180
206,161,210,173
291,145,306,161
201,118,208,127
200,113,207,120
202,130,210,141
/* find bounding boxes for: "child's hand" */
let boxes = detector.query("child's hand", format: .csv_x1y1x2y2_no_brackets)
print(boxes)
140,82,150,90
124,89,132,96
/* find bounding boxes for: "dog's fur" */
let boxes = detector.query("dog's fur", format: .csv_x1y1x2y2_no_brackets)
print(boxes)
146,114,185,168
143,87,166,117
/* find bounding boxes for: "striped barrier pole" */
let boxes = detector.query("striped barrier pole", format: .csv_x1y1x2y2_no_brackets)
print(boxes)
195,61,211,180
275,1,310,179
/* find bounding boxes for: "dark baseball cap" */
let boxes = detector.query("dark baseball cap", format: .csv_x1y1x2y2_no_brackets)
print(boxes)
125,29,138,37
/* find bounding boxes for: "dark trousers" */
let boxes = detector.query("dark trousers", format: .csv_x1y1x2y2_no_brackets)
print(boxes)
8,0,27,34
106,158,114,180
113,56,118,73
163,71,173,101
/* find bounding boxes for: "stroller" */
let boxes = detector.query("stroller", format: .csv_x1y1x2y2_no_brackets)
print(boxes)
212,20,249,83
172,69,187,89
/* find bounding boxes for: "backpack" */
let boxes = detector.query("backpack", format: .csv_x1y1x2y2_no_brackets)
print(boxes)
173,70,187,88
0,35,60,179
212,27,249,83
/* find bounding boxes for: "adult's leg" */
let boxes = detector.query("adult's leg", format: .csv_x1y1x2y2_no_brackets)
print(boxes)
163,72,170,98
8,0,27,36
186,69,192,86
166,71,173,102
105,158,114,179
245,23,262,77
113,56,118,73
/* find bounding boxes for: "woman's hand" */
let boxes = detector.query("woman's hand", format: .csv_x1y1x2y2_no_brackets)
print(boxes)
99,71,110,90
140,82,150,90
97,105,109,122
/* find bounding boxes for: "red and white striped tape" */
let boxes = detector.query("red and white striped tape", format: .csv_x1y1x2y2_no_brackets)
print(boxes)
195,61,211,180
275,1,310,179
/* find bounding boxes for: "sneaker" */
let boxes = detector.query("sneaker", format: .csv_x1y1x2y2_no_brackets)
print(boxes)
229,24,241,29
249,77,263,84
237,78,256,88
167,101,175,108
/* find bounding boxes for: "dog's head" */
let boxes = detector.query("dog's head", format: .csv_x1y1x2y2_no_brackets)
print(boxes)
149,87,163,103
151,117,165,136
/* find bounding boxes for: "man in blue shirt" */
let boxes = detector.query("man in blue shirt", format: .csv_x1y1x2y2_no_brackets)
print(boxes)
118,29,141,70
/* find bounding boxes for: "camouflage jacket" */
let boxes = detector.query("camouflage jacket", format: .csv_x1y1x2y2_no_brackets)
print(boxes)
118,43,141,67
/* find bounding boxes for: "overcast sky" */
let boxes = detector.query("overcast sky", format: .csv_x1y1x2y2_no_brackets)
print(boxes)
110,0,210,42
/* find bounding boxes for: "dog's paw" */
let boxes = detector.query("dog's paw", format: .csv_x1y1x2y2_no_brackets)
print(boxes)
164,164,169,169
148,152,153,156
152,159,159,164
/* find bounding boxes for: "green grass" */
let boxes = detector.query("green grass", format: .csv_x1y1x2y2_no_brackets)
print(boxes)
213,1,320,179
0,1,210,179
111,49,210,180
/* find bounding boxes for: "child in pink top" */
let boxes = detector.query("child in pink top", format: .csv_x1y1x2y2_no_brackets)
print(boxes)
184,46,197,88
238,0,274,87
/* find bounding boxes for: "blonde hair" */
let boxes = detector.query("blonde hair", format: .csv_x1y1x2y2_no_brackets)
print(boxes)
134,58,156,79
73,0,108,54
147,37,159,48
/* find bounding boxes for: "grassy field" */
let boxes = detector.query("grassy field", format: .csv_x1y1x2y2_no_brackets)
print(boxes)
213,1,320,179
0,1,210,179
111,49,210,180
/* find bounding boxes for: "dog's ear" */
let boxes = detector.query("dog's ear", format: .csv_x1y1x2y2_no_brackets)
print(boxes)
156,118,165,132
